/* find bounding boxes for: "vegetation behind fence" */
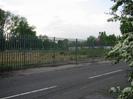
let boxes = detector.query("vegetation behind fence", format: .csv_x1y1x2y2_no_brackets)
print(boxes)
0,34,109,72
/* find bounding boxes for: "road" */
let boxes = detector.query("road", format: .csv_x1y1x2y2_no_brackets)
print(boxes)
0,61,129,99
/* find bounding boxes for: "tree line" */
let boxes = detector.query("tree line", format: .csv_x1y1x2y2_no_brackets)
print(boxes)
86,31,119,47
0,8,119,51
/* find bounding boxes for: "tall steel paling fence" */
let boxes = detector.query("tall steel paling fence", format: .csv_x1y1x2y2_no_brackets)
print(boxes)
0,34,106,72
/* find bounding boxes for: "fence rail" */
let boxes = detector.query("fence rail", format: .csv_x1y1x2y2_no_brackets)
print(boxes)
0,34,107,72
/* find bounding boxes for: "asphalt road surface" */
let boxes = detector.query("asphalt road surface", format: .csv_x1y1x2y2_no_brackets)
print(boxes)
0,61,129,99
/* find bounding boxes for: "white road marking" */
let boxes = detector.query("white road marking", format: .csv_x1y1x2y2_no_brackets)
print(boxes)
88,69,123,79
0,69,124,99
0,86,57,99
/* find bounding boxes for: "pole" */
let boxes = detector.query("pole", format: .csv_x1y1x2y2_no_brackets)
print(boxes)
75,38,78,64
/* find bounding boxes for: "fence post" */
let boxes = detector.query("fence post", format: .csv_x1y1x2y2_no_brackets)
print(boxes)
23,35,26,67
53,37,56,65
75,38,78,64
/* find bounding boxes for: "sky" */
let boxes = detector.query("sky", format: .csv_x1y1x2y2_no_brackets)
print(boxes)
0,0,121,39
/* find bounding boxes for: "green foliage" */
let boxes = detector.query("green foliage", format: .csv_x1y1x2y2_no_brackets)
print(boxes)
120,18,133,34
108,0,133,99
11,17,36,37
99,31,108,46
110,85,133,99
86,31,118,47
0,9,11,36
78,48,108,58
99,31,118,46
108,0,133,64
87,36,96,47
57,39,69,50
0,8,36,37
108,33,133,66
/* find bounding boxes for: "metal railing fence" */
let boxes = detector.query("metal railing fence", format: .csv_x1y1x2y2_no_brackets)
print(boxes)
0,34,106,72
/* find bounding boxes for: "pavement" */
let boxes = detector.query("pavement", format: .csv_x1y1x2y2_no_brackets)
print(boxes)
0,61,129,99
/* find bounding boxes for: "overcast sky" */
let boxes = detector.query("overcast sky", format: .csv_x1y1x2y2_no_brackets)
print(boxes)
0,0,120,39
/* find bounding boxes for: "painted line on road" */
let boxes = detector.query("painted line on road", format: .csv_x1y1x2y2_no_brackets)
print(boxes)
0,86,57,99
88,69,123,79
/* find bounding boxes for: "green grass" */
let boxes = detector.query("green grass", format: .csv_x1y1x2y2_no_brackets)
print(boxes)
77,48,108,58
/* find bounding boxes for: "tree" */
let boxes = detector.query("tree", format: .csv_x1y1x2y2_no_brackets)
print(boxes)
98,31,107,46
57,39,69,50
0,8,36,37
87,36,96,48
107,34,117,46
0,9,11,50
0,8,5,36
108,0,133,98
11,17,36,37
0,8,38,50
108,0,133,64
98,31,117,47
0,9,11,36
